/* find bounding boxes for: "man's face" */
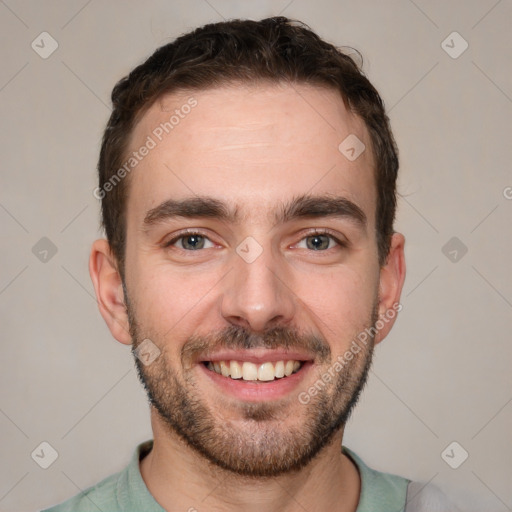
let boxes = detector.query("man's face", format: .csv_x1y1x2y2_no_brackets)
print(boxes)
122,84,383,476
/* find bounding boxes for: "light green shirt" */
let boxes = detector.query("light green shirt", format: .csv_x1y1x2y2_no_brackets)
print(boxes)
42,440,411,512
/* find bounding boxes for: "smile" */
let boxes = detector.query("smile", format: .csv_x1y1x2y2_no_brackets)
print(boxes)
204,360,303,381
197,350,313,401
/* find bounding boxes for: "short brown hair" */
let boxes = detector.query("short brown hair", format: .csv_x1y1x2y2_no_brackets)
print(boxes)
97,16,399,277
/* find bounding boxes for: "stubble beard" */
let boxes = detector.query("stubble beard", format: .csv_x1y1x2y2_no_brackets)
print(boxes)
127,299,378,478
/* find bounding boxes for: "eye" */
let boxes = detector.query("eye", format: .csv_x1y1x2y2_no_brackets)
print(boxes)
296,231,344,251
165,232,215,251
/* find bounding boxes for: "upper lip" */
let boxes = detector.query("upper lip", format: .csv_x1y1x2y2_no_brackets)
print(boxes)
197,349,315,365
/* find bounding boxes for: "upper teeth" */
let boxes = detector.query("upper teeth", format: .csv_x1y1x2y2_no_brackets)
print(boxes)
206,360,302,381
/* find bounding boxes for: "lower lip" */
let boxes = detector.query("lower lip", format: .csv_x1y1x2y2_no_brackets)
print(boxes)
198,362,313,402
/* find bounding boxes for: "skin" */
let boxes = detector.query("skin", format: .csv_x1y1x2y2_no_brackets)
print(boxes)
89,83,406,512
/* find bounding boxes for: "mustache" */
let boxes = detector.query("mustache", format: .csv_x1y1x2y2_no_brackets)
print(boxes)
181,324,331,367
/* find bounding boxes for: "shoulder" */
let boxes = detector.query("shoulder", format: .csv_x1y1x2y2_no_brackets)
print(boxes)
343,446,410,511
40,470,122,512
343,447,458,512
41,440,160,512
405,480,460,512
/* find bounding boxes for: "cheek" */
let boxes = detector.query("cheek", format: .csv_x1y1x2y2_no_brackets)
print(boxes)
298,261,376,305
130,261,222,332
294,267,378,348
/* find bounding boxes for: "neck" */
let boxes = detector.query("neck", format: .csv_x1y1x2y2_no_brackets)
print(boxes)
140,408,361,512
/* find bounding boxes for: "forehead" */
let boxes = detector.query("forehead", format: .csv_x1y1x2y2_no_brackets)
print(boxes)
125,83,376,227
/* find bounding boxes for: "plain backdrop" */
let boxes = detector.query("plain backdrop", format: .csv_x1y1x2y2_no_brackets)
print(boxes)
1,1,511,511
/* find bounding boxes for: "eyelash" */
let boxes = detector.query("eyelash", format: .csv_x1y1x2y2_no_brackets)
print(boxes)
303,229,347,250
163,228,347,250
162,229,212,249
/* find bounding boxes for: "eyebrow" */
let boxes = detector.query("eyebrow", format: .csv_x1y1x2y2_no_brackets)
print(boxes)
143,194,367,231
277,194,367,229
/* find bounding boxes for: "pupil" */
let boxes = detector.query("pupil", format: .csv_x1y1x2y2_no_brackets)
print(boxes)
308,235,328,250
185,235,203,250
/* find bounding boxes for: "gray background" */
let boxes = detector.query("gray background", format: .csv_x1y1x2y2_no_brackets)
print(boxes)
1,1,511,511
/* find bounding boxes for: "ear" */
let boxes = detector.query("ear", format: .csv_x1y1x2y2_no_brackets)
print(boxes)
374,232,406,345
89,239,132,345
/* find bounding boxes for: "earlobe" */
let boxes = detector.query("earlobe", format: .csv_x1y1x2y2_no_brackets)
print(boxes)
375,233,406,345
89,239,132,345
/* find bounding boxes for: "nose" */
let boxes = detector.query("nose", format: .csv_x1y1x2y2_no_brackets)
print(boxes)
220,241,296,333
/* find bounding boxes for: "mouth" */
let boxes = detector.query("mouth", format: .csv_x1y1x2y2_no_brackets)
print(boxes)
203,359,304,381
197,351,313,401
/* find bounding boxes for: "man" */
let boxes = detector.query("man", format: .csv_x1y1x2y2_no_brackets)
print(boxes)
43,16,453,512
